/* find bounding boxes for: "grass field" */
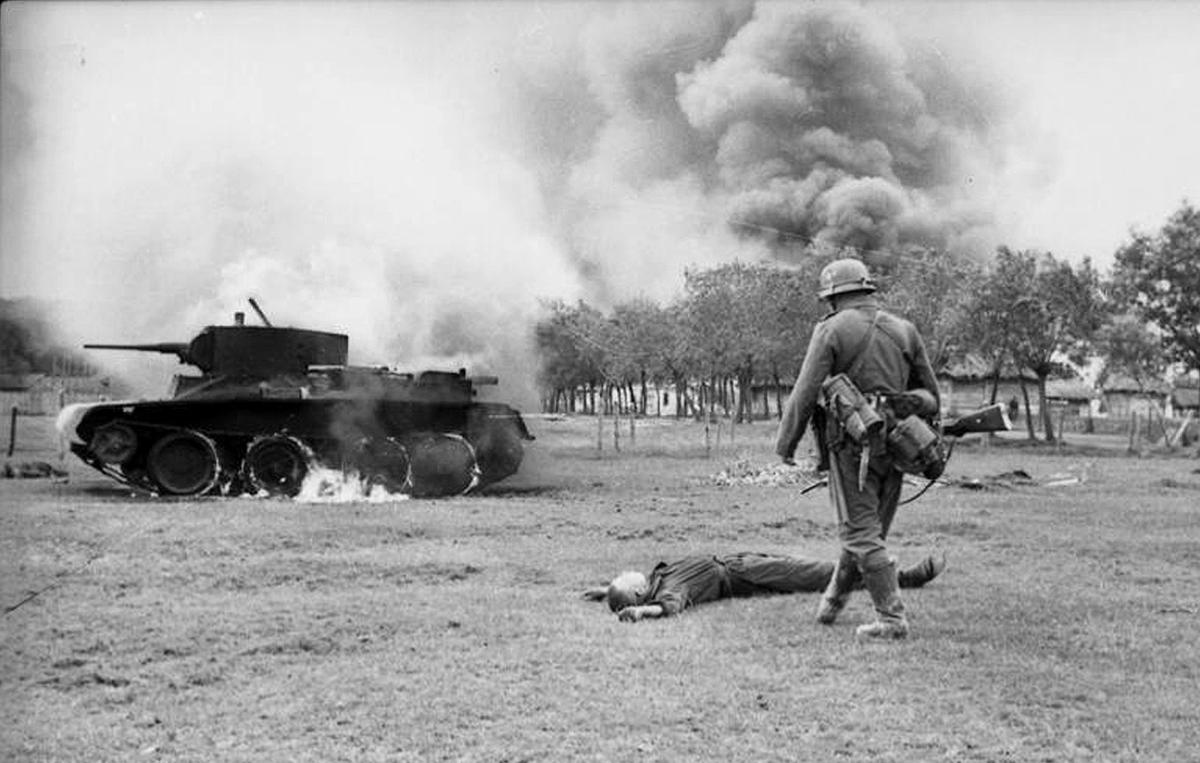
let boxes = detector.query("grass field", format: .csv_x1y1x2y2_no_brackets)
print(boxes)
2,414,1199,761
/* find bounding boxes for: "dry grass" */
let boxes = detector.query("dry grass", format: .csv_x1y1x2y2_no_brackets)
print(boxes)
2,414,1199,761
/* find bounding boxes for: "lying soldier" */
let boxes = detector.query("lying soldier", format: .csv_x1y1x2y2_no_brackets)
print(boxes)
584,551,945,622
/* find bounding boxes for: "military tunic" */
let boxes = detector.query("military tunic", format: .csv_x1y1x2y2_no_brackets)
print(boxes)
774,292,940,571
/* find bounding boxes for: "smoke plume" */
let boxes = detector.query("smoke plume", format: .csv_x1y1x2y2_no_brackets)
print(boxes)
507,1,1011,284
2,2,1016,397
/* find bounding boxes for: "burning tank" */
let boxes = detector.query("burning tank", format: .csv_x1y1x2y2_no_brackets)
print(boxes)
56,301,533,498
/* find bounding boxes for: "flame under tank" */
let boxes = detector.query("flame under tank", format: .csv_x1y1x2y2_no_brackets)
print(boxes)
60,320,534,498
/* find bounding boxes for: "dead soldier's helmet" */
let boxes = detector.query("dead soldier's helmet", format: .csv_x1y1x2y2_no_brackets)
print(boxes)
818,258,876,300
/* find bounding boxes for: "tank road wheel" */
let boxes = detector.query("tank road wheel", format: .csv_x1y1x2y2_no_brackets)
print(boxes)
473,420,525,486
243,435,314,497
146,430,223,496
353,437,411,495
405,433,480,498
466,407,528,487
89,422,138,465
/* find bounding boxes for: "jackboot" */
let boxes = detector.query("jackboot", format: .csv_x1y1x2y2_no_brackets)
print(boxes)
898,552,947,589
855,560,909,641
816,550,860,625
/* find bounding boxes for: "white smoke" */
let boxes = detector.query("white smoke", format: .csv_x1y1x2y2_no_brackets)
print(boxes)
1,2,578,403
3,1,1020,398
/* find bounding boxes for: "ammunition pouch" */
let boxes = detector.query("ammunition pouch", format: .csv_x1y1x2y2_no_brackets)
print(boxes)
820,374,884,450
887,414,946,480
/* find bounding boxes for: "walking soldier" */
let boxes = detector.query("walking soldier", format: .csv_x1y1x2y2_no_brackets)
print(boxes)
775,258,941,641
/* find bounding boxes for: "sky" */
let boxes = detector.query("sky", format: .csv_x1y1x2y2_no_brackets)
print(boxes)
2,1,1199,393
876,0,1200,266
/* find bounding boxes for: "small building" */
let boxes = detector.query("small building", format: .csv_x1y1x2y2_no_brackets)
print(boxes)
748,380,791,420
1100,374,1170,418
1171,386,1200,414
936,355,1037,416
1044,378,1100,418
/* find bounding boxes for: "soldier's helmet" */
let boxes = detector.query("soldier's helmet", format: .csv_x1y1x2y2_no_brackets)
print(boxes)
818,258,876,300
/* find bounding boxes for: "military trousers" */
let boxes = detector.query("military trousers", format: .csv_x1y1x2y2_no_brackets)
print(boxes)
826,441,904,573
721,552,833,597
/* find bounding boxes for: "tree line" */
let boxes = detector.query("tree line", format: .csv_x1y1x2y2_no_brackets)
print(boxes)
534,201,1200,443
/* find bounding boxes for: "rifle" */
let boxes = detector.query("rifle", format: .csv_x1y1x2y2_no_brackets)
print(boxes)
797,403,1012,498
941,403,1012,438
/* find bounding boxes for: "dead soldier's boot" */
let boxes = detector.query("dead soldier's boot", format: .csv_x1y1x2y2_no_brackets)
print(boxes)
816,550,860,625
855,559,909,641
897,552,947,589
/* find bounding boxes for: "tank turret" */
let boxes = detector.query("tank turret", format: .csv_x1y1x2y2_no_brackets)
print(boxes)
87,325,348,382
58,301,532,499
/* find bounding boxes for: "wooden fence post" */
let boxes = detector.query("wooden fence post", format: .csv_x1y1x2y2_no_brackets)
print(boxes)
1151,404,1170,449
1169,411,1193,448
7,405,17,458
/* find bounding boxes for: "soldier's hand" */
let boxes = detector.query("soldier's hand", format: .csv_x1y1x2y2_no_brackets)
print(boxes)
618,606,645,622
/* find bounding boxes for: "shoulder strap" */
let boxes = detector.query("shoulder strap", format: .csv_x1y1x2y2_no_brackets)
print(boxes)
845,311,880,379
874,315,914,366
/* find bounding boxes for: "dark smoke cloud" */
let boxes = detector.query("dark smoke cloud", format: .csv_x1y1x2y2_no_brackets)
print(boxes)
509,0,1012,287
681,1,1007,257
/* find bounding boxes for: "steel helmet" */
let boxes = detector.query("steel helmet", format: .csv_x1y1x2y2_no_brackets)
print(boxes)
818,258,876,300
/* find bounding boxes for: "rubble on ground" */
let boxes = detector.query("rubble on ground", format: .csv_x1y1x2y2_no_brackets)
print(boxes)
713,461,1094,493
946,466,1091,490
711,459,825,488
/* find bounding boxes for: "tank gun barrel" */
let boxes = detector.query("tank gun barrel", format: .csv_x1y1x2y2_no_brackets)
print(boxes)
84,342,192,363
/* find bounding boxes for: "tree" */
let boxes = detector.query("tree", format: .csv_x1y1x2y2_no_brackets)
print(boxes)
875,249,983,372
534,300,609,413
988,248,1106,441
1095,313,1167,392
1111,200,1200,380
659,302,698,418
608,299,673,414
753,263,821,419
959,250,1026,409
678,262,822,422
678,264,748,420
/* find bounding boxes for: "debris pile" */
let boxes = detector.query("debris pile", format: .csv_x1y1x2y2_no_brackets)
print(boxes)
711,459,824,489
946,466,1090,491
711,463,1095,493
